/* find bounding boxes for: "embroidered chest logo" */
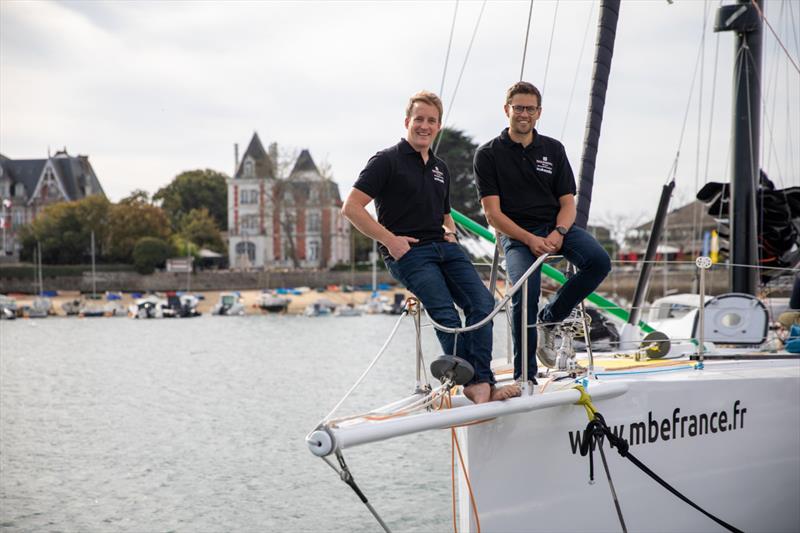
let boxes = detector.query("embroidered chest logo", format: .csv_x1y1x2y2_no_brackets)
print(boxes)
432,166,445,184
535,156,553,174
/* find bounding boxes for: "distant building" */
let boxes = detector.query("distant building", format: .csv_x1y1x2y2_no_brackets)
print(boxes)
227,133,350,269
0,149,105,258
622,200,717,261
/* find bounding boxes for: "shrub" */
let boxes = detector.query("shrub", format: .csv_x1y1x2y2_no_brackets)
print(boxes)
132,237,173,275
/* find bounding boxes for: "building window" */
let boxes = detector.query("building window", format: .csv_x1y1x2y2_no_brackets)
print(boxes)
240,189,258,205
235,241,256,262
241,214,259,231
244,159,254,178
13,210,24,226
308,240,320,262
307,211,321,233
309,187,320,203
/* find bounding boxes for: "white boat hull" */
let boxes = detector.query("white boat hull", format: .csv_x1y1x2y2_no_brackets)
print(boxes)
457,359,800,532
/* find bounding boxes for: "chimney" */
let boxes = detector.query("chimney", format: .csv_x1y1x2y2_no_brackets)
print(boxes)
234,143,239,175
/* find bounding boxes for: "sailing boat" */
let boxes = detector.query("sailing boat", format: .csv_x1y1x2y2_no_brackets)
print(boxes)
307,1,799,532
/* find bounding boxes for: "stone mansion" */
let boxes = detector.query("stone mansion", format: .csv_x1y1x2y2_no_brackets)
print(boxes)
227,133,350,269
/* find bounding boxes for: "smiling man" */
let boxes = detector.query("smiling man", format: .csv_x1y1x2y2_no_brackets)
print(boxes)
474,81,611,384
342,90,519,404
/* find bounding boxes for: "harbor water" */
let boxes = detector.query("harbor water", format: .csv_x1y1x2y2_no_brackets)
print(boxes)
0,314,497,532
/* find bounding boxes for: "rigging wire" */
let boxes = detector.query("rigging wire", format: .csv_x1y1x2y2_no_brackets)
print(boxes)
439,0,460,98
540,0,560,97
560,1,595,140
434,0,488,155
701,1,722,229
519,0,535,81
319,310,408,424
692,2,710,258
750,0,800,74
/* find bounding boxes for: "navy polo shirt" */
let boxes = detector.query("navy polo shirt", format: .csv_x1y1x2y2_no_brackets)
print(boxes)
354,138,451,259
474,128,576,232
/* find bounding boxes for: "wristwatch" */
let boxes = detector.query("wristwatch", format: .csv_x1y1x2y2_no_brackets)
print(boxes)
555,225,569,236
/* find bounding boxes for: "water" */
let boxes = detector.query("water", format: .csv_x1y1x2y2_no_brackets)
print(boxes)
0,314,485,532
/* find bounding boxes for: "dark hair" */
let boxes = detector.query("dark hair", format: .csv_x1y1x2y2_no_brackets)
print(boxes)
506,81,542,107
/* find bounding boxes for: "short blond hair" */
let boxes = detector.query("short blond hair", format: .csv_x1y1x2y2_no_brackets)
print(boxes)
405,91,443,123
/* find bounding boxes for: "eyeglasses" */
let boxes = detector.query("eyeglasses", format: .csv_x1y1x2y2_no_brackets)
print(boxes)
510,105,540,115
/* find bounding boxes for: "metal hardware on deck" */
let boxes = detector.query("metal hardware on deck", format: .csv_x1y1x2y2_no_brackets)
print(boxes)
579,300,595,377
696,256,712,363
522,278,530,395
407,298,426,391
488,242,501,298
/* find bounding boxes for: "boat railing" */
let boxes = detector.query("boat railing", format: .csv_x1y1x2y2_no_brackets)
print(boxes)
418,250,594,393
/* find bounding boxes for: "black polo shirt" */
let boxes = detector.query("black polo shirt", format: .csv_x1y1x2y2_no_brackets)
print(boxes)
474,128,576,232
354,138,450,259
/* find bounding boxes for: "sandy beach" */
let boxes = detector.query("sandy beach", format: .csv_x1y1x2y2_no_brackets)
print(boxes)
6,288,413,316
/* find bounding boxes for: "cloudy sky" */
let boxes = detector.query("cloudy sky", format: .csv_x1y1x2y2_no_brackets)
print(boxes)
1,0,798,223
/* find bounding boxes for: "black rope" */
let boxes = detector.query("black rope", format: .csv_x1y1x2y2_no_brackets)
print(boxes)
580,413,744,533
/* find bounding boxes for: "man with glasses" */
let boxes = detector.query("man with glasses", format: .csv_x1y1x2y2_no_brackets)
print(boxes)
342,90,520,404
473,81,611,384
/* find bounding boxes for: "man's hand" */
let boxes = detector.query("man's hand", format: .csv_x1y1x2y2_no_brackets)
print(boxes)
444,231,458,243
526,233,558,256
543,231,564,253
385,235,419,260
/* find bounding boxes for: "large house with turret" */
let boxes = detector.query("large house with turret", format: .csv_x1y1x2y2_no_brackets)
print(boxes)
228,133,350,269
0,149,105,258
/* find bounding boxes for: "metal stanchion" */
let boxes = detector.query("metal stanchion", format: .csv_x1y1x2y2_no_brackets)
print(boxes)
696,257,712,363
521,278,530,395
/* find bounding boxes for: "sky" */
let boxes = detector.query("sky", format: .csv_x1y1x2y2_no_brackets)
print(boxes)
1,0,798,225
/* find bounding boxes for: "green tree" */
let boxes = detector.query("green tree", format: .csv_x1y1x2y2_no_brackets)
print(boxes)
132,237,174,275
153,169,228,231
108,197,172,263
19,195,112,263
435,127,485,224
179,208,225,253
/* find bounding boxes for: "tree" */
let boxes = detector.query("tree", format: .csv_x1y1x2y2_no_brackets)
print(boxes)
132,237,173,275
153,169,228,231
108,198,172,263
435,127,484,224
179,208,225,253
19,194,112,264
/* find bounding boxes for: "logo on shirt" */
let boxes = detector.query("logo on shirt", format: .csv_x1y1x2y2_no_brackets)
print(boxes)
535,157,553,174
432,166,445,184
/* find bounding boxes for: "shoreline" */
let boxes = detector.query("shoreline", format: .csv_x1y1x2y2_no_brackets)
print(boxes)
4,288,412,317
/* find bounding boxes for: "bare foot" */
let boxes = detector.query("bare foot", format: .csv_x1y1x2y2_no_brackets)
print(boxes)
463,382,491,404
490,383,521,401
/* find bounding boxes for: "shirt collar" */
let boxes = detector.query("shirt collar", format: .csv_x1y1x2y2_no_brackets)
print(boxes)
499,127,542,149
399,138,436,161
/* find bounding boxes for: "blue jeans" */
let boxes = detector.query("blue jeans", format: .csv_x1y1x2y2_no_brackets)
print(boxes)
386,242,495,386
501,226,611,381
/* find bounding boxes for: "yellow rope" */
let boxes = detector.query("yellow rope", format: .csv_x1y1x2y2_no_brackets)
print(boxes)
573,384,598,421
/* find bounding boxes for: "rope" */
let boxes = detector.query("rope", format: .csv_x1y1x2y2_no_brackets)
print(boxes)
573,386,745,533
445,394,481,533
